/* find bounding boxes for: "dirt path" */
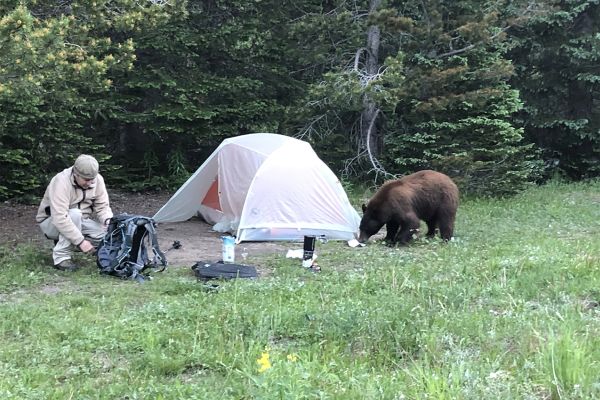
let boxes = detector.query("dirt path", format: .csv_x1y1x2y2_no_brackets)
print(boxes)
0,190,291,268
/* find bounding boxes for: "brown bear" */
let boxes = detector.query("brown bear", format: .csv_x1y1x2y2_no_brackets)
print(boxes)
358,170,459,245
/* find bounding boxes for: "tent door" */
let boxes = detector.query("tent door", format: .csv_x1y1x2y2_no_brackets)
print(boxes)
202,179,221,211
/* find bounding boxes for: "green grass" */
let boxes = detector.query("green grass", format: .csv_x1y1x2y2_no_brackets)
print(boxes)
1,180,599,399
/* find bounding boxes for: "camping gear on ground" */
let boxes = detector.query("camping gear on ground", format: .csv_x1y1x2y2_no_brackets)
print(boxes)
240,247,249,261
347,238,366,248
96,214,168,282
285,246,321,272
153,133,360,243
168,240,182,250
302,235,316,268
221,235,236,263
192,261,258,281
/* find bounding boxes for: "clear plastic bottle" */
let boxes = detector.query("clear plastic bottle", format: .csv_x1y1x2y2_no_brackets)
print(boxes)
222,236,235,263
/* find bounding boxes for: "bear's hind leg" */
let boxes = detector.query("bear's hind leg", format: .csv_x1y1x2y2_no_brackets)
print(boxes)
425,219,437,238
438,216,455,241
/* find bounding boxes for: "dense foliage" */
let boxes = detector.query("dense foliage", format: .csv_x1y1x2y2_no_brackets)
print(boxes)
0,0,169,198
103,0,299,190
508,0,600,180
0,0,598,200
288,1,544,194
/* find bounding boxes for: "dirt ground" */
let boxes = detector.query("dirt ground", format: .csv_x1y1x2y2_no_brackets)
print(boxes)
0,190,292,268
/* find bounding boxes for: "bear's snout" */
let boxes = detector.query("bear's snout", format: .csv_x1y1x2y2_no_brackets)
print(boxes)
357,231,370,243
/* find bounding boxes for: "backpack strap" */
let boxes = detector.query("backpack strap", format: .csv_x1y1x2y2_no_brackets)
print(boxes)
143,218,168,272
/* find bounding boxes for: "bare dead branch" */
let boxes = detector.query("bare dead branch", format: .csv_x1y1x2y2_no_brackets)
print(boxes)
363,108,396,181
354,47,367,71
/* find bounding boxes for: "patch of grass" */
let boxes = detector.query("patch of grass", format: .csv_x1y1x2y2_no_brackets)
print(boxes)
0,244,55,291
537,327,599,400
1,179,599,399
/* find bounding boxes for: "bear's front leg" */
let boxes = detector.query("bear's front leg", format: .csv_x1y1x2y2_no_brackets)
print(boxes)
396,214,420,244
384,220,400,245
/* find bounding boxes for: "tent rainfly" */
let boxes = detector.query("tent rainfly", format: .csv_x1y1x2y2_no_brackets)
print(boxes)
153,133,361,243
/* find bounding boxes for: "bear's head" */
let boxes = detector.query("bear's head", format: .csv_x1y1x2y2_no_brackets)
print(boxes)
358,203,384,243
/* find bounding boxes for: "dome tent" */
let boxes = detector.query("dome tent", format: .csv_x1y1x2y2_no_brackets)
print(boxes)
153,133,360,243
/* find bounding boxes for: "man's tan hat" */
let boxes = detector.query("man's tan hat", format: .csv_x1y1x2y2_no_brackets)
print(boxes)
73,154,99,179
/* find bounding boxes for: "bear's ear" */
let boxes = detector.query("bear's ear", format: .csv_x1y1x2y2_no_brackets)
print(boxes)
361,203,367,213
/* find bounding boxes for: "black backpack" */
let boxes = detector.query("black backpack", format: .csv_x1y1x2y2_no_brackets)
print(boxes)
96,214,167,282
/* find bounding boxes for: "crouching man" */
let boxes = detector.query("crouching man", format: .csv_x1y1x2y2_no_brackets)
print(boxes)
36,154,113,271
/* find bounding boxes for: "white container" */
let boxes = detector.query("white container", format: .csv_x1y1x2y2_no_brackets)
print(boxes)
222,236,235,263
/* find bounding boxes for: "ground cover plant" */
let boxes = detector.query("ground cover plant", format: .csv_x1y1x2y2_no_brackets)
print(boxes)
0,180,599,399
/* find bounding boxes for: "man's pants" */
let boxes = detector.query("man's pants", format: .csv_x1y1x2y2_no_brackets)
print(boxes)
39,209,105,265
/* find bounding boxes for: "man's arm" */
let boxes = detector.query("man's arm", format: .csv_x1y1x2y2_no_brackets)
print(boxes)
47,176,85,246
93,174,113,226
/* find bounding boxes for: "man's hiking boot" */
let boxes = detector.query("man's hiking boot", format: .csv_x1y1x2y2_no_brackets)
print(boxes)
53,259,80,272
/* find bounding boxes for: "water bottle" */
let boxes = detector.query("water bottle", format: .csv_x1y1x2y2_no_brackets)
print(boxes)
222,236,235,263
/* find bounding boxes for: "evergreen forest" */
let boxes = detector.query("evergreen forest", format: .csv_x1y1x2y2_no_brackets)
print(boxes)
1,0,599,200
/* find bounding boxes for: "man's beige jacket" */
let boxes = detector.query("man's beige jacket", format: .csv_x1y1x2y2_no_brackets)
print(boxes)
36,167,113,246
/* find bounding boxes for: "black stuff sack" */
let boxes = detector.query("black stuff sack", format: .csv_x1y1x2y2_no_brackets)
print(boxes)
192,261,258,281
96,214,167,282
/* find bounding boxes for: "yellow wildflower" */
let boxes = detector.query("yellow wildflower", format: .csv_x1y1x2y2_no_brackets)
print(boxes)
256,352,271,373
286,353,298,362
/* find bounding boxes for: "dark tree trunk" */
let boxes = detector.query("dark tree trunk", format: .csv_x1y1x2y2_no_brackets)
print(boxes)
361,0,382,158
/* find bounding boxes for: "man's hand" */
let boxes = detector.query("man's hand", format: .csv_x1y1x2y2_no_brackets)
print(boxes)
79,239,96,255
